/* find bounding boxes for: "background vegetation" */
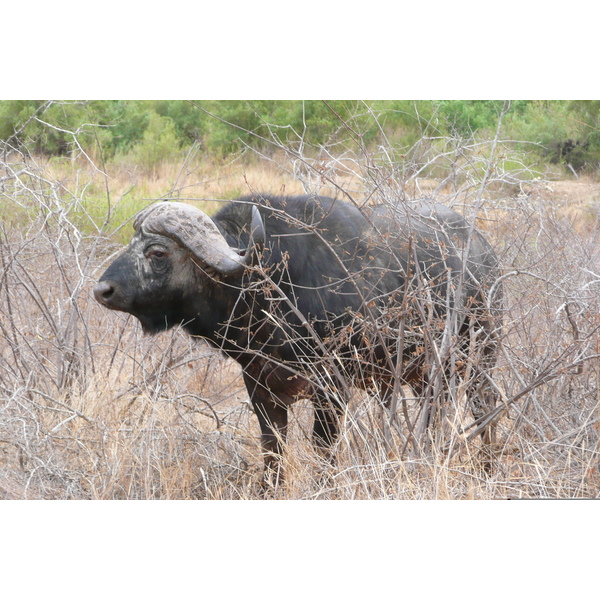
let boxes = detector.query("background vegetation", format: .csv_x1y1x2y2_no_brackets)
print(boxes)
2,100,600,175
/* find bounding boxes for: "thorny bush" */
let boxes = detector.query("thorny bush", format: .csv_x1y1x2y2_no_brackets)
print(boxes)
1,126,599,498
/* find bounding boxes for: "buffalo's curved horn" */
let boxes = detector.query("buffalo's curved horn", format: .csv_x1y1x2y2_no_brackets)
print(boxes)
134,201,264,276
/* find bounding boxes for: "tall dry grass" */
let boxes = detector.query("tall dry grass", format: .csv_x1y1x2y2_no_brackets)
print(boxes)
1,134,599,499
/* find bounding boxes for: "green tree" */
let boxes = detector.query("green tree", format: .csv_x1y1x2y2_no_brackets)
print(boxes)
436,100,528,137
129,110,182,170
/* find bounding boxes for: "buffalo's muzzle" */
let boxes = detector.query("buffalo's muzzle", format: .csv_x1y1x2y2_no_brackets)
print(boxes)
93,281,116,307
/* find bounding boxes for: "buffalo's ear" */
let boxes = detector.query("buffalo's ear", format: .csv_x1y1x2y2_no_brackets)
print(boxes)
135,201,264,276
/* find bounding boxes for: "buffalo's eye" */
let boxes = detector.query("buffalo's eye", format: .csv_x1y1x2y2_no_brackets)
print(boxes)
146,248,168,260
145,247,170,270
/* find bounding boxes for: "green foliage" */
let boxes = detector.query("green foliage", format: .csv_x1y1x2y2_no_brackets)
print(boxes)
0,100,41,141
567,100,600,173
198,100,437,155
503,101,600,173
504,101,574,146
201,100,265,155
127,111,182,170
0,100,599,176
435,100,529,137
92,100,151,155
366,100,440,147
151,100,207,144
0,100,91,155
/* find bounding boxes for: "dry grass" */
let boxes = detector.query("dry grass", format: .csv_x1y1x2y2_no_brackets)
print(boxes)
1,143,599,500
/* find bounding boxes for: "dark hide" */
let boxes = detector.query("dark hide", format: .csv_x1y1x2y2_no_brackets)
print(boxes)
94,195,503,482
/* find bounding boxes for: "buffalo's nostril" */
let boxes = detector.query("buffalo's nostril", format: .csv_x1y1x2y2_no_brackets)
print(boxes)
93,281,115,305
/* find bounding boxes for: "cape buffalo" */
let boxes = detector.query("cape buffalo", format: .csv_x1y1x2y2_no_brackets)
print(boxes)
94,194,502,483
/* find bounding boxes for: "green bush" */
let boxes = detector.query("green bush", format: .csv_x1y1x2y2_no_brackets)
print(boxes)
152,100,207,144
434,100,529,138
1,100,599,177
127,111,182,171
503,101,600,173
567,101,600,174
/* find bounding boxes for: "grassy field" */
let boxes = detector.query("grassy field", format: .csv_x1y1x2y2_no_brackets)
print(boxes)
1,143,599,500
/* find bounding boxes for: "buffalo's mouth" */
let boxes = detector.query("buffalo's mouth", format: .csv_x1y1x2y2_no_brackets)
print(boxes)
93,280,173,335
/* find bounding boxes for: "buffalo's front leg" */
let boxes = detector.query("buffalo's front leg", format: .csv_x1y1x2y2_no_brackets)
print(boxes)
243,372,289,487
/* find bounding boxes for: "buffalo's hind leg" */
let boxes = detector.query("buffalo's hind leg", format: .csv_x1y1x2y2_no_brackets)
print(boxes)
468,374,499,473
312,389,345,465
466,322,501,474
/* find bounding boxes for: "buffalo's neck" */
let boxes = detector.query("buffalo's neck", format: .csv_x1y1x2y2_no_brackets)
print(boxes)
180,284,256,356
